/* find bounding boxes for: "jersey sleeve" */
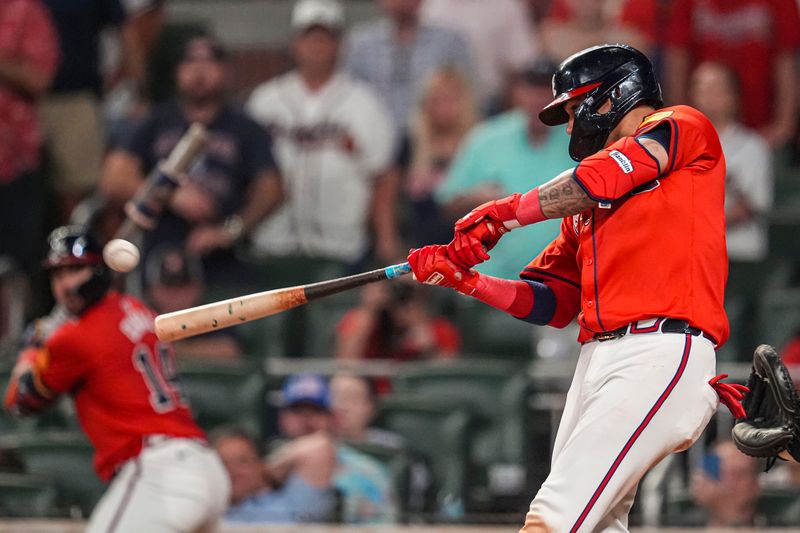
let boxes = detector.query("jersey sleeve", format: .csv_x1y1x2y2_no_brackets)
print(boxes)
572,134,663,202
519,219,581,327
39,325,93,395
241,117,280,181
17,1,60,78
123,112,159,173
774,0,800,51
664,0,692,47
644,107,722,174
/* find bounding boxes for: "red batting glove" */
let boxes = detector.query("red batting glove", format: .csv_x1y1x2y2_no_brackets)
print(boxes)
408,245,480,296
447,194,522,269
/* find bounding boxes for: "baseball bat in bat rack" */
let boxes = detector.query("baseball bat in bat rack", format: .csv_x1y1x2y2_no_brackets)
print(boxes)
154,262,412,342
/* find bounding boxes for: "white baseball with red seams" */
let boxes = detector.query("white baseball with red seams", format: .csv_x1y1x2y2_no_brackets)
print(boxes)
103,239,141,273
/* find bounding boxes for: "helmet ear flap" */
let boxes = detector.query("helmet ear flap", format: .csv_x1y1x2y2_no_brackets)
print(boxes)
74,264,112,312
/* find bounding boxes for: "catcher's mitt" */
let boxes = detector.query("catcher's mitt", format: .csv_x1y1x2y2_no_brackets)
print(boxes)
731,344,800,469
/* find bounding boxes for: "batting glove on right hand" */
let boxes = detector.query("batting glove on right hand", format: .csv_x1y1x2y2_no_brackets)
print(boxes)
408,245,480,296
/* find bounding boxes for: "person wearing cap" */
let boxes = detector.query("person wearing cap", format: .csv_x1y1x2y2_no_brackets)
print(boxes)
245,0,401,357
344,0,475,131
144,244,242,359
213,425,337,524
100,33,284,296
5,226,230,532
272,373,398,523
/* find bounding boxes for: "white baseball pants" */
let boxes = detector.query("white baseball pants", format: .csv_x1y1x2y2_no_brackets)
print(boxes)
86,437,230,533
522,325,720,533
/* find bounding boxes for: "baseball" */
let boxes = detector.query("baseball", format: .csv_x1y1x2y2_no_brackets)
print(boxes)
103,239,141,273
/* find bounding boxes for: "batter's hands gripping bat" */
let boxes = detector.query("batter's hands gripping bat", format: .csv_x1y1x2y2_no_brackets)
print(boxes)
102,123,208,271
154,263,412,342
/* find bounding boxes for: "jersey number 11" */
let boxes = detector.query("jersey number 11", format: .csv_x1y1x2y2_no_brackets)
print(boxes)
133,342,187,413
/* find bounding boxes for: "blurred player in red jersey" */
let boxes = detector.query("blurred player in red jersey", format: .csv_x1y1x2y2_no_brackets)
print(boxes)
407,44,749,533
4,226,229,532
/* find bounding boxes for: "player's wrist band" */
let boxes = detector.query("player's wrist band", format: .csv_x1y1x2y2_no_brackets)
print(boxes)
514,187,546,226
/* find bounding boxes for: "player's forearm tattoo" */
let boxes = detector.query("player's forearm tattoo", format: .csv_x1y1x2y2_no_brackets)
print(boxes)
538,171,596,218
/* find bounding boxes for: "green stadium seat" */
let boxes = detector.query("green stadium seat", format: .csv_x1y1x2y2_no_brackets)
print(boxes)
241,257,355,358
757,287,800,351
756,488,800,524
375,394,480,520
453,299,533,359
0,473,59,518
0,431,105,517
176,358,265,436
392,360,530,510
341,440,424,522
661,486,800,527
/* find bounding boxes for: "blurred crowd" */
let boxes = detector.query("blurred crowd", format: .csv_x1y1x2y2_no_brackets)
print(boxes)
2,0,800,526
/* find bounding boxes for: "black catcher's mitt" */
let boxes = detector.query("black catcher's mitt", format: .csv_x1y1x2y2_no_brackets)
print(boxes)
731,344,800,468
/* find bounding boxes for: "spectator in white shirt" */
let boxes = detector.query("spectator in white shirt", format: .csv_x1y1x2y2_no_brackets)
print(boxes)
690,60,774,362
690,61,774,262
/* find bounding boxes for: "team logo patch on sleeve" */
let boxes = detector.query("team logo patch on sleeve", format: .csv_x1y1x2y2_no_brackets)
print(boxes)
609,150,634,174
639,110,674,127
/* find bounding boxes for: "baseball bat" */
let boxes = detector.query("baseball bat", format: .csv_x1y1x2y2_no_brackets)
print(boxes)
154,262,412,342
102,123,208,269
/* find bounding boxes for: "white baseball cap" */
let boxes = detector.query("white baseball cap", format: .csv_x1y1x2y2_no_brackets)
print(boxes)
291,0,344,32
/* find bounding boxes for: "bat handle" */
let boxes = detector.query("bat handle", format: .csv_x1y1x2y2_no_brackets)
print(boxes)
383,262,412,279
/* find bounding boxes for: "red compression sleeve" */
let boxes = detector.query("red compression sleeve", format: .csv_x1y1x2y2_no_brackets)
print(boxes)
514,187,546,226
471,275,534,318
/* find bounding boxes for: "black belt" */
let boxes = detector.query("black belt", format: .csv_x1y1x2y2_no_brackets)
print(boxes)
593,318,716,344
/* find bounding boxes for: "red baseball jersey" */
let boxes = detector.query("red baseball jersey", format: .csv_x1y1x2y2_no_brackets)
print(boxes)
37,292,204,481
521,105,730,345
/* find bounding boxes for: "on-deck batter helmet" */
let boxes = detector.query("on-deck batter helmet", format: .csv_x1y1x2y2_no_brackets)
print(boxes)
539,44,663,161
42,226,111,312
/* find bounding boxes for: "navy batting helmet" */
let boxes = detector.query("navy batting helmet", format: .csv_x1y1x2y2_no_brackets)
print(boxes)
42,226,104,270
43,226,111,311
539,44,663,161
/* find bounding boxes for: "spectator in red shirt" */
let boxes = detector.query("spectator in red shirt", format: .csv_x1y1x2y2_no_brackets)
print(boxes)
335,282,460,361
664,0,800,147
540,0,655,61
0,0,59,274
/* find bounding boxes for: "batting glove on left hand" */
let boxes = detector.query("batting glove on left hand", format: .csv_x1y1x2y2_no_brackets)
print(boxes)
447,194,522,269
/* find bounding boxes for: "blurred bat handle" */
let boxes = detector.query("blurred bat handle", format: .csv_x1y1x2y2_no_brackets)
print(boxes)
122,123,208,232
161,123,208,176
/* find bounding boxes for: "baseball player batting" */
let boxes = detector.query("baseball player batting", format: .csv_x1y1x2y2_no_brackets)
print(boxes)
407,44,748,533
4,227,229,532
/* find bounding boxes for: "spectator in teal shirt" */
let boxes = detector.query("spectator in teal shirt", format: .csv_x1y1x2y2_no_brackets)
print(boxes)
436,59,573,281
